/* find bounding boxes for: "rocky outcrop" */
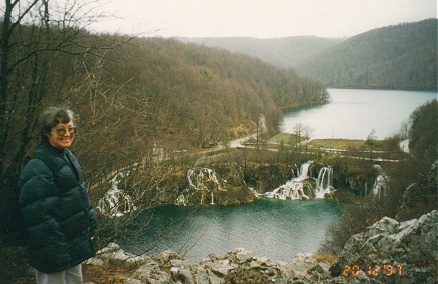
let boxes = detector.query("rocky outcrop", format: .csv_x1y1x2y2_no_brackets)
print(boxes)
329,210,437,284
86,244,332,283
86,210,437,283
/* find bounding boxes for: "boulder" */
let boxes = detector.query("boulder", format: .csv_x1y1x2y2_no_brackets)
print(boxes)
330,210,438,283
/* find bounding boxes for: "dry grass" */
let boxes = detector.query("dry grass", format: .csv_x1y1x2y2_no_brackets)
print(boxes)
269,133,294,143
271,134,372,150
314,252,338,263
82,263,139,284
309,139,365,150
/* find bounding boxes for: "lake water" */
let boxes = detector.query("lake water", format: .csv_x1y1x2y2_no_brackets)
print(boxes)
121,89,435,262
281,89,437,139
122,198,343,262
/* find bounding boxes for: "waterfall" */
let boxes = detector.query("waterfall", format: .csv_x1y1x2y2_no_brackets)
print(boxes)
175,193,187,206
265,161,313,200
372,175,387,196
265,161,335,200
175,168,227,206
315,167,333,198
297,162,312,180
96,171,137,217
187,168,226,192
248,187,263,198
371,165,388,196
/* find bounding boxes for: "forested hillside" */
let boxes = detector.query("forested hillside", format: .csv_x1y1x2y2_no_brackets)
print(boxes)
295,19,437,90
178,36,343,68
99,37,328,149
0,19,327,187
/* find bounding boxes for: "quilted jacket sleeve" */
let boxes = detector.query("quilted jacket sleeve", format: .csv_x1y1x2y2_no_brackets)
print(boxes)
19,159,70,264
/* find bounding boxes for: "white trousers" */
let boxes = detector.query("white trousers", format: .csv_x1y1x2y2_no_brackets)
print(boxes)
36,264,83,284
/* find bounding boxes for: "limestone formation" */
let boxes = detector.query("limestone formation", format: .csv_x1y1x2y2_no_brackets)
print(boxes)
85,210,437,283
330,210,437,283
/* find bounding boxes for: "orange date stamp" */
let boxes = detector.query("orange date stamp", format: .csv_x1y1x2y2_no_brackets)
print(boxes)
342,264,403,277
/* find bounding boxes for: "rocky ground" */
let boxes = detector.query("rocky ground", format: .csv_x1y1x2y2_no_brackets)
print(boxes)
80,210,437,284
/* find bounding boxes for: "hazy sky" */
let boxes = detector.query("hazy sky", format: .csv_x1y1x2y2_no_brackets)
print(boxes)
91,0,436,38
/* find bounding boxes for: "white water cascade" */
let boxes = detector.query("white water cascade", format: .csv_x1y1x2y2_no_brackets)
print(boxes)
315,166,334,198
96,171,137,217
372,175,388,196
265,161,313,200
371,165,388,196
175,168,227,206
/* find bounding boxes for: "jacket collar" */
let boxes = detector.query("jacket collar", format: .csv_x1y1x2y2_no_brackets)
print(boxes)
36,143,68,157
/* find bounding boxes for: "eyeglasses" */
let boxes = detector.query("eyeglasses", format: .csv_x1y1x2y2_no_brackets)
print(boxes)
53,127,77,136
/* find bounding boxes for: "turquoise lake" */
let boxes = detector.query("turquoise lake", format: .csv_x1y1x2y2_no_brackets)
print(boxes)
121,89,436,262
122,198,343,262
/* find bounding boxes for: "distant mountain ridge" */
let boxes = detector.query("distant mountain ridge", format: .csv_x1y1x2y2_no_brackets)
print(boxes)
176,36,344,67
295,19,437,90
177,19,437,90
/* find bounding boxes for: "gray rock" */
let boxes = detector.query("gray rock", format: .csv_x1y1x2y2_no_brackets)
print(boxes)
86,211,437,283
131,261,170,284
331,210,438,284
92,242,152,267
153,249,180,267
122,279,143,284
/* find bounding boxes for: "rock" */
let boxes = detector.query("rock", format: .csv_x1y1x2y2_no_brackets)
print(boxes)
84,211,436,283
153,249,180,267
131,262,170,284
91,242,152,267
330,210,438,284
122,279,143,284
226,247,257,264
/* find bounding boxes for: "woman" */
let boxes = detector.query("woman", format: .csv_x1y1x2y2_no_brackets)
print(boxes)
19,106,98,284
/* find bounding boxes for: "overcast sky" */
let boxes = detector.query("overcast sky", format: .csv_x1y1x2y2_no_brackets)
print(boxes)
90,0,436,38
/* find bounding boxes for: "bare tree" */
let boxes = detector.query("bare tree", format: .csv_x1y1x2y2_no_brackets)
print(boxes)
303,123,314,152
0,0,127,182
365,129,377,162
293,121,304,155
399,119,410,140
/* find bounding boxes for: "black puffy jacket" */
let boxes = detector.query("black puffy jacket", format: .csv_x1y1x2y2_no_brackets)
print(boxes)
19,144,98,274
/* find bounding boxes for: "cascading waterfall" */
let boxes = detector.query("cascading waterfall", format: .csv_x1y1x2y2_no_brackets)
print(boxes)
96,171,137,217
175,168,227,206
371,165,388,196
265,161,335,200
175,162,337,204
315,166,334,198
372,175,387,196
265,161,313,200
248,187,262,198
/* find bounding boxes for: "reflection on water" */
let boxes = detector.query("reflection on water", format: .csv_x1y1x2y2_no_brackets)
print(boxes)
281,89,437,139
121,198,343,262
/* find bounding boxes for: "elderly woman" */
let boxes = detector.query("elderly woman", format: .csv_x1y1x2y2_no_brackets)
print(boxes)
19,106,98,284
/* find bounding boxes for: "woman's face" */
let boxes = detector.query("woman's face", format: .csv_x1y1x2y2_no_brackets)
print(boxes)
47,121,76,149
